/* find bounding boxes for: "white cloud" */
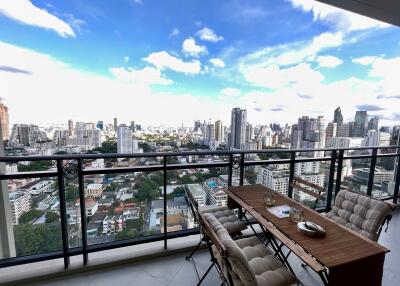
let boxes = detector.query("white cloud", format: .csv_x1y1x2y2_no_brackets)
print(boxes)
124,56,130,63
169,28,179,37
0,41,232,126
220,88,241,97
242,32,344,67
196,27,223,42
241,63,324,89
143,51,201,74
182,37,207,57
0,0,75,37
209,58,225,68
352,56,377,65
316,55,343,68
109,66,172,85
288,0,389,32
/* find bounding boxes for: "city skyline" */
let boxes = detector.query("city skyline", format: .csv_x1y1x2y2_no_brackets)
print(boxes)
1,1,400,127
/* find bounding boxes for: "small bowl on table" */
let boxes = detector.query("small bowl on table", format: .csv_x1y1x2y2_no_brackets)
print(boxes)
297,221,326,237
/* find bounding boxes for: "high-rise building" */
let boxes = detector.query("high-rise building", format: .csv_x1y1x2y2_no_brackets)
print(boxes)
117,124,133,154
230,108,247,149
0,100,9,141
257,164,290,196
363,130,390,148
194,120,202,132
113,118,118,131
368,116,379,132
9,124,48,147
353,111,368,137
68,119,74,136
204,123,215,143
325,122,337,144
130,121,136,132
245,123,254,142
67,122,102,148
97,121,104,130
333,107,343,125
290,116,326,157
215,120,223,142
337,122,353,137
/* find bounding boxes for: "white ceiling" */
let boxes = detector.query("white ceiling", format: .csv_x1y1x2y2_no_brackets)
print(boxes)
318,0,400,27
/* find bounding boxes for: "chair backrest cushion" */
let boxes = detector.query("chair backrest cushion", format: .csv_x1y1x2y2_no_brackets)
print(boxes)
204,213,257,286
326,189,392,241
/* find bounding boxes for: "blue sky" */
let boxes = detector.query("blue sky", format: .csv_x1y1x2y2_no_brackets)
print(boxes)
0,0,399,127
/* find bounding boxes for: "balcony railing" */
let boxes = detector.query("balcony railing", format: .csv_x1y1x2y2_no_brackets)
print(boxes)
0,146,399,271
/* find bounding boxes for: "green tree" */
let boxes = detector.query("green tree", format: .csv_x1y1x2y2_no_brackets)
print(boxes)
65,185,79,203
19,209,44,224
136,179,160,201
45,211,59,223
92,140,117,153
115,229,138,241
14,224,62,256
18,161,53,172
139,142,151,152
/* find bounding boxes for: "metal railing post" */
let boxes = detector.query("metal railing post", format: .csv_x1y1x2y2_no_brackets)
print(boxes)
288,152,295,198
77,159,88,265
325,150,337,212
163,155,167,249
56,160,70,269
394,152,400,204
367,149,378,197
239,153,245,186
334,149,344,198
228,154,233,187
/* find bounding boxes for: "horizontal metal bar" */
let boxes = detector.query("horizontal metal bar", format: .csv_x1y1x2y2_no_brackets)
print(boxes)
165,162,229,170
83,165,164,175
0,171,58,180
0,251,63,269
0,145,399,162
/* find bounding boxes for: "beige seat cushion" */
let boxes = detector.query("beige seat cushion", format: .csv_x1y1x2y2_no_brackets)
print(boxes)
199,205,246,233
205,214,297,286
326,189,392,241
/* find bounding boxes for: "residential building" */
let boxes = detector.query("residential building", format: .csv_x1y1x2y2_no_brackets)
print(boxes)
186,184,206,207
117,124,132,153
203,178,227,206
9,191,31,225
85,183,104,198
256,164,290,196
0,100,9,140
215,120,223,142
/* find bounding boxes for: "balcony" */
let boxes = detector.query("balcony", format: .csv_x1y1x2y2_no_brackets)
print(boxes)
0,146,399,285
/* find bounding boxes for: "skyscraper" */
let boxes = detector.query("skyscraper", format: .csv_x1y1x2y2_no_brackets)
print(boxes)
130,121,136,132
117,124,133,154
353,111,368,137
215,120,223,142
68,119,74,136
333,107,343,125
230,108,247,149
0,101,9,141
113,118,118,131
368,116,379,132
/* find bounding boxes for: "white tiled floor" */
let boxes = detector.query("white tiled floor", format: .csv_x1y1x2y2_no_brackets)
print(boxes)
7,209,400,286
